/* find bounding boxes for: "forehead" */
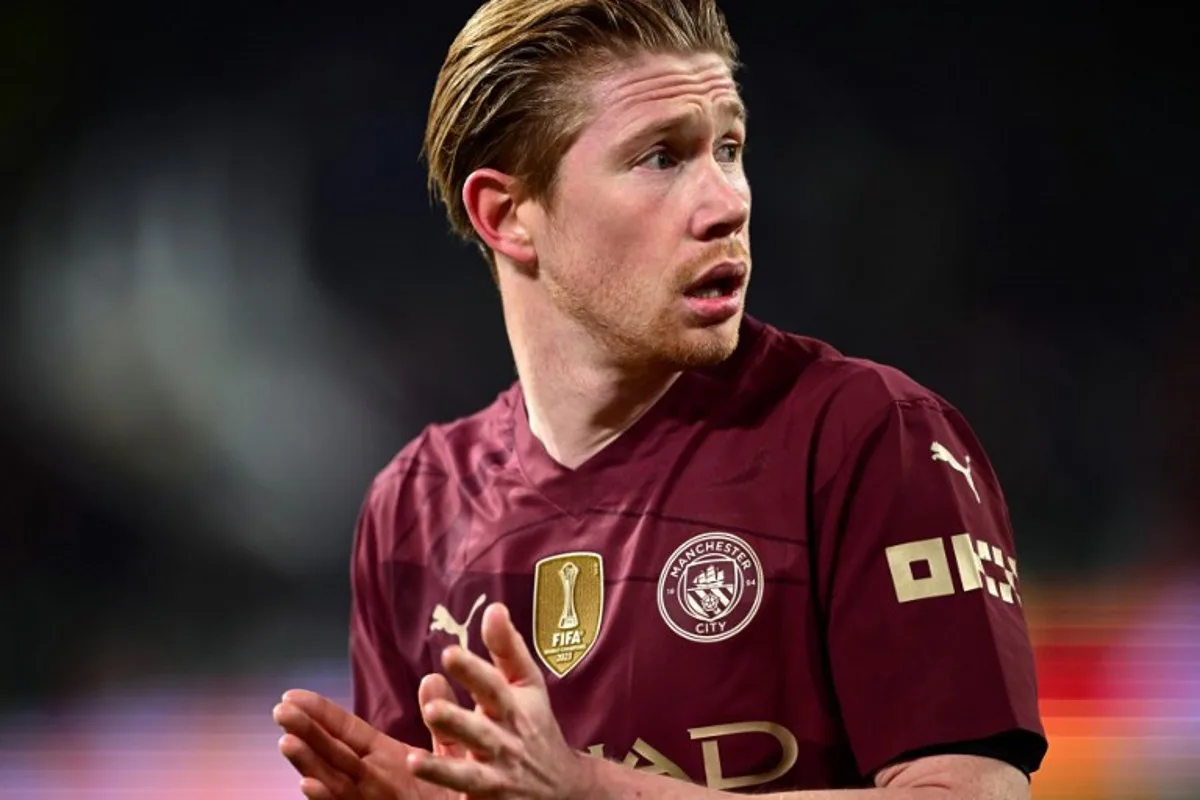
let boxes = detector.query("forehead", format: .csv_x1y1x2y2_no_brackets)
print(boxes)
583,52,743,136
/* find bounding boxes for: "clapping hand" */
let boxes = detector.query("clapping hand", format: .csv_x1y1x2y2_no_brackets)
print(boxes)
275,603,595,800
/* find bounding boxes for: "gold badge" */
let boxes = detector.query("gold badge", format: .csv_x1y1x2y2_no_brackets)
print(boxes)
533,551,604,678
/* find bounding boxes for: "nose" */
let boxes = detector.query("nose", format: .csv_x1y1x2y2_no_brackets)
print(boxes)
689,160,750,242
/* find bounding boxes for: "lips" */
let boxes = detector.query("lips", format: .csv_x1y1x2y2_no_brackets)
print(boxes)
683,260,748,298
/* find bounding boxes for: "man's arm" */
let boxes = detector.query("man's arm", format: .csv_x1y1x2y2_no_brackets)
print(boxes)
806,386,1046,779
349,485,429,745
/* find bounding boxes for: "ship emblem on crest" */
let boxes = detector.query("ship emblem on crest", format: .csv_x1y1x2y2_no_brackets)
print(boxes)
685,561,739,620
658,532,763,643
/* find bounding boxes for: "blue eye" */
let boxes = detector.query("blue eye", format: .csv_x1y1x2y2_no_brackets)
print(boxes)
716,142,742,163
640,150,679,171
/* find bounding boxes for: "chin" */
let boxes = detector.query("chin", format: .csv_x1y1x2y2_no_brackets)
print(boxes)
662,320,741,368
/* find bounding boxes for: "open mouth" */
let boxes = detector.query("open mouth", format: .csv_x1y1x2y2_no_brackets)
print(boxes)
684,261,747,299
685,275,742,299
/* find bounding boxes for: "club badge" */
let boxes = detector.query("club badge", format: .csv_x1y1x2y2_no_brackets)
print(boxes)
658,532,763,643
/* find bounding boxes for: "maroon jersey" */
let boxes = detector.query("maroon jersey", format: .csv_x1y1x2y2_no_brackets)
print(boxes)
350,316,1047,790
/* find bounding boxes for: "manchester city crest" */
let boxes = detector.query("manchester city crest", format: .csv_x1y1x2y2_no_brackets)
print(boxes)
657,532,764,643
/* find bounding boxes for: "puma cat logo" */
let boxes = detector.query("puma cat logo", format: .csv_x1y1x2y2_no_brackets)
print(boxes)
429,593,487,649
930,441,981,504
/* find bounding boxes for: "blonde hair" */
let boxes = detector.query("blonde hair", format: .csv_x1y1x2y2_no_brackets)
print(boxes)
423,0,738,256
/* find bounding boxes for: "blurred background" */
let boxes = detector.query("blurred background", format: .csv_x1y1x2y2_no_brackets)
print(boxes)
1,1,1196,797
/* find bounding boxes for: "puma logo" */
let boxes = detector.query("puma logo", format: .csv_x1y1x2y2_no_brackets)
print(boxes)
429,593,487,649
930,441,981,504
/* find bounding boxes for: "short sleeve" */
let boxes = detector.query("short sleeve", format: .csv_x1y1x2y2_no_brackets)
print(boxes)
349,491,431,748
815,397,1047,778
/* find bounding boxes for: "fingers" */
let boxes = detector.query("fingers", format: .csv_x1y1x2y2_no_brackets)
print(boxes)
281,690,379,757
422,697,512,762
409,749,501,796
480,603,543,687
418,673,468,759
274,701,366,779
277,733,360,799
442,644,512,721
299,777,336,800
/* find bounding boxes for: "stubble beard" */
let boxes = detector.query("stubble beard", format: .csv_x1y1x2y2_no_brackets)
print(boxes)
549,277,741,372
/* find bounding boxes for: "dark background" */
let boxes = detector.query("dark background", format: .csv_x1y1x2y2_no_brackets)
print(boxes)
1,2,1196,796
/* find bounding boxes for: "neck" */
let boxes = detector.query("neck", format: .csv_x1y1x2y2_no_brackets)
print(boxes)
500,285,679,470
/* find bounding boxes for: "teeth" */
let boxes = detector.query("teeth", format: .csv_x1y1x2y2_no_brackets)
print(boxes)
693,287,723,299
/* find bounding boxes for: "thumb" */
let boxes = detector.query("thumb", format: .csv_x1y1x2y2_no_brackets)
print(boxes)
480,603,544,687
281,690,380,756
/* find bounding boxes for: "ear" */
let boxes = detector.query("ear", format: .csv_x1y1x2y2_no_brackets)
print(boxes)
462,169,536,266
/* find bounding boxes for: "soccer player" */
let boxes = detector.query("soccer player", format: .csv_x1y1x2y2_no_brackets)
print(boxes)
273,0,1048,797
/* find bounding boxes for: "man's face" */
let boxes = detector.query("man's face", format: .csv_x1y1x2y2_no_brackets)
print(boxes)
525,51,752,368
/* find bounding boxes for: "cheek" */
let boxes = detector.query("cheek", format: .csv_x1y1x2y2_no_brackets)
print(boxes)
570,203,651,272
549,178,677,292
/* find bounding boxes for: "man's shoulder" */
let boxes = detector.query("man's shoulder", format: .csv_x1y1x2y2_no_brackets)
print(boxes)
362,383,520,515
740,317,949,422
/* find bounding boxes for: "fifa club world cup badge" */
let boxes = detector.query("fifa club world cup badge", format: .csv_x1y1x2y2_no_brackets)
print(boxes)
658,532,764,643
533,551,604,677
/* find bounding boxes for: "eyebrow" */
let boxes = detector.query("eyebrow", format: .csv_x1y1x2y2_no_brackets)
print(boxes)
619,97,748,152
